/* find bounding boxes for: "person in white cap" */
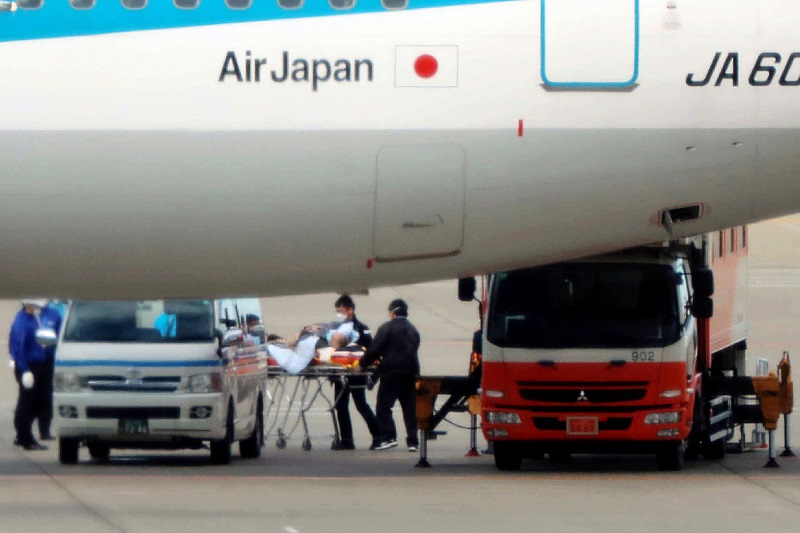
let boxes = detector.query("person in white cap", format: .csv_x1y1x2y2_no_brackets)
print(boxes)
8,299,49,450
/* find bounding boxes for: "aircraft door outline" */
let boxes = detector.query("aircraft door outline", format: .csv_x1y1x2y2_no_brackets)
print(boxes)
540,0,640,89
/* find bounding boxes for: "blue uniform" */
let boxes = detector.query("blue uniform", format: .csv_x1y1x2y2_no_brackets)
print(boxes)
9,308,46,446
8,309,45,374
38,304,63,360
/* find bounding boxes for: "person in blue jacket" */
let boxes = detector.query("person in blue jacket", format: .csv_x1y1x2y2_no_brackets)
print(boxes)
37,300,64,441
8,299,49,450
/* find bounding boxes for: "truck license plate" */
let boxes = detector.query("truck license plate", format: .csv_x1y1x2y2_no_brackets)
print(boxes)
118,418,149,435
566,417,598,435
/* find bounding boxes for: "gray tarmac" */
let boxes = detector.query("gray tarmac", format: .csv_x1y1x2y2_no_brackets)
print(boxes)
1,219,800,532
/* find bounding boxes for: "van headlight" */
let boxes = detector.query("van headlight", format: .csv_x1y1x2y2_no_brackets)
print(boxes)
54,372,88,393
182,373,223,393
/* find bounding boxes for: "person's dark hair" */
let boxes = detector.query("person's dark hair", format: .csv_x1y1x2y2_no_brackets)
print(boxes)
335,294,355,310
245,313,260,324
388,298,408,317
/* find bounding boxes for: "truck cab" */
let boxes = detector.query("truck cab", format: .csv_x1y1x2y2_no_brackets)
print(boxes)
479,233,746,470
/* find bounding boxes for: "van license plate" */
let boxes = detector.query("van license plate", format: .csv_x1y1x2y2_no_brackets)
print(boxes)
118,419,149,435
566,417,598,435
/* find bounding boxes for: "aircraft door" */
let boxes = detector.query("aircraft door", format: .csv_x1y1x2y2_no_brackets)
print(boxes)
373,144,465,262
540,0,639,88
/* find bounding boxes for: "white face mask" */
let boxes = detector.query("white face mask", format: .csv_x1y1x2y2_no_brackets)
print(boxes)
336,313,347,321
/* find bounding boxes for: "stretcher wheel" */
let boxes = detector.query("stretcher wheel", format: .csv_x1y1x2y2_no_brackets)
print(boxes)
302,438,312,451
276,436,287,449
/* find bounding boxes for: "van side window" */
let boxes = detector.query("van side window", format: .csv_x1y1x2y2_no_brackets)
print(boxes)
226,0,252,8
70,0,95,9
18,0,43,9
330,0,355,9
382,0,408,9
174,0,199,8
278,0,303,8
122,0,147,8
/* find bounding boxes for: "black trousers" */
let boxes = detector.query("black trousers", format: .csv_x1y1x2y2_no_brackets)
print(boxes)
38,355,55,437
14,363,43,446
375,372,418,447
334,375,380,444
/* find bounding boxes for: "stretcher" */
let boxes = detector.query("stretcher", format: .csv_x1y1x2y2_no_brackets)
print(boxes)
263,349,373,451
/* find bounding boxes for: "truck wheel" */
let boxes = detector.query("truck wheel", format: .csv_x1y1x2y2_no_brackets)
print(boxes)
656,440,686,471
210,403,234,465
59,437,80,465
493,442,522,471
239,398,263,459
88,443,110,461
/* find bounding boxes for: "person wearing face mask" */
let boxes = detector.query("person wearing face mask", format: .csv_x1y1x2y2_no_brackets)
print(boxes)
8,299,49,451
330,294,380,450
358,298,421,452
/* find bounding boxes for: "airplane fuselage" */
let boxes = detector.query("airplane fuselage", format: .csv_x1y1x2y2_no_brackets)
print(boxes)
1,0,799,298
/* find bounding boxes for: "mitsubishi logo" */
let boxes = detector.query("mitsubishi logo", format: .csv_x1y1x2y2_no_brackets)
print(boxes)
577,390,589,402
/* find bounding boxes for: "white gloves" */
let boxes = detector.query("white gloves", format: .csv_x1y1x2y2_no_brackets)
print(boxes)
8,359,14,369
21,371,34,390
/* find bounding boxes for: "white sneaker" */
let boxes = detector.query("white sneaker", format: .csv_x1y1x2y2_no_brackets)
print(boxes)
408,445,418,452
377,440,398,450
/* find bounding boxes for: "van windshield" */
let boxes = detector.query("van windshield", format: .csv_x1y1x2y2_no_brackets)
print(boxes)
63,300,215,343
487,264,680,349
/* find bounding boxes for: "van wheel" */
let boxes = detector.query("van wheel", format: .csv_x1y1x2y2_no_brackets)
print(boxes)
240,397,263,459
656,440,686,471
88,443,110,461
210,403,234,465
493,442,522,471
59,437,80,465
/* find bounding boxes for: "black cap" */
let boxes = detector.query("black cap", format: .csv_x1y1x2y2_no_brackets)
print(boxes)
388,298,408,317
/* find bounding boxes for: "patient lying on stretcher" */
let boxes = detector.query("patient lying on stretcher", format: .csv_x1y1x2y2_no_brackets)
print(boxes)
265,322,365,374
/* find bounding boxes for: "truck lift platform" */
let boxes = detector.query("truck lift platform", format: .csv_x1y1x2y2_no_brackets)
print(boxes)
414,368,481,468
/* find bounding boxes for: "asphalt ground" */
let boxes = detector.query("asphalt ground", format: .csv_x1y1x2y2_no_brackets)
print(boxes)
1,218,800,532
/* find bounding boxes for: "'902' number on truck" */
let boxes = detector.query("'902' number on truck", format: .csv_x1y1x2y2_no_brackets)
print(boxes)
631,351,655,362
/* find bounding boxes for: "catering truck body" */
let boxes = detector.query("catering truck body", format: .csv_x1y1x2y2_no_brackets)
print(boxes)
480,228,748,470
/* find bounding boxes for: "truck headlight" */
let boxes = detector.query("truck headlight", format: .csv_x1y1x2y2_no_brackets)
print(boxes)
644,411,682,424
53,372,88,393
182,373,222,393
486,411,522,424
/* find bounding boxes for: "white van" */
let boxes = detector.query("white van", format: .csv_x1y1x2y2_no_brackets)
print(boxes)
53,298,269,465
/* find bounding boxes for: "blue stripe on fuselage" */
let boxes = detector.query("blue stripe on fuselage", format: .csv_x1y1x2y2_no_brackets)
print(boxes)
0,0,512,43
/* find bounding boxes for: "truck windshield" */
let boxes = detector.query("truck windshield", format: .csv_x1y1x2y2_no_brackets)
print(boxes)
63,300,215,343
487,264,680,349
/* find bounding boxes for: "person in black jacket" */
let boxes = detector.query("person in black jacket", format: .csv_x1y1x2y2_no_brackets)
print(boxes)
331,295,381,450
358,298,421,451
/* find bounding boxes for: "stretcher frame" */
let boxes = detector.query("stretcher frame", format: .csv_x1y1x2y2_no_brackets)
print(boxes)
264,362,374,451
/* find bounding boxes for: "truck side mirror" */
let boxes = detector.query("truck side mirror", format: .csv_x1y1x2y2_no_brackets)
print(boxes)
693,296,714,319
692,268,714,298
458,277,476,302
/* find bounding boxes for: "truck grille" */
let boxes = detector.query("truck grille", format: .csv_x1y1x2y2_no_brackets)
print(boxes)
86,375,181,393
517,381,648,403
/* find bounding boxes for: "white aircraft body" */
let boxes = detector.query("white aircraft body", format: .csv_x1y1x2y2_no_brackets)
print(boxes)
1,0,799,298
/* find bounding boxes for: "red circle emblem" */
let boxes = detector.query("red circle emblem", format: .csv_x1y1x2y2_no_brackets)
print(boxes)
414,54,438,79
